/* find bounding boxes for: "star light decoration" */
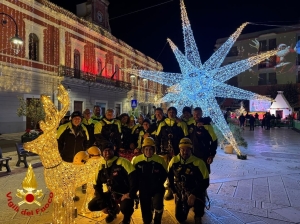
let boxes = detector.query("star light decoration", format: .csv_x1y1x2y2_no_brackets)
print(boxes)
123,0,278,155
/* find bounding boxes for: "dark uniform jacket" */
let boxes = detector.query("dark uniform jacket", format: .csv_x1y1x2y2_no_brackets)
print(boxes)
94,118,121,150
94,156,138,199
132,154,167,193
168,154,209,197
155,118,188,155
188,117,217,173
57,122,89,163
82,118,98,147
131,124,143,148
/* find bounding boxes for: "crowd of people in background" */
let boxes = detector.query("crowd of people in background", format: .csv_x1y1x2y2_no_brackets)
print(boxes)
57,105,218,224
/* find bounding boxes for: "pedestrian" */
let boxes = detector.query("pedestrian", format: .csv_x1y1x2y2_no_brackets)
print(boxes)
91,105,102,121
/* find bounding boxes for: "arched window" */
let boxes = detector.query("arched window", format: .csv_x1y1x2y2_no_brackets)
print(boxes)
29,33,39,61
114,64,119,80
97,59,103,76
74,49,81,79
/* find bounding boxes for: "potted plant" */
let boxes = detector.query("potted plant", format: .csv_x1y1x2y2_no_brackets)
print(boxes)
213,119,248,155
16,96,45,142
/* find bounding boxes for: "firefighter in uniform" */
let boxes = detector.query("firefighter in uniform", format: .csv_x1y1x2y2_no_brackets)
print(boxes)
82,108,98,147
88,142,138,224
94,108,122,152
132,137,168,224
155,107,188,200
189,107,217,173
168,138,209,224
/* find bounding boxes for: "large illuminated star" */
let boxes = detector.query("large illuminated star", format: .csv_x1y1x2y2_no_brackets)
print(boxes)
123,0,277,155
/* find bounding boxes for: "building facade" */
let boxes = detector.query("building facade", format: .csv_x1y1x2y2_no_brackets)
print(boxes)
215,25,300,110
0,0,163,133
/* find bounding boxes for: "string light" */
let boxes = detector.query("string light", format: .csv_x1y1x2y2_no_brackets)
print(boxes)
23,85,101,224
122,0,278,155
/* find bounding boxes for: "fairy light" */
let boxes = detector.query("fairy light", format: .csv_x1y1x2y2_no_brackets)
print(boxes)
23,85,102,224
122,0,278,155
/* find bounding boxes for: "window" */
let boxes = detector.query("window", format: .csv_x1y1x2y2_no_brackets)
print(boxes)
74,49,81,79
259,40,267,52
97,59,103,75
143,79,148,88
114,65,120,80
268,38,276,50
258,73,267,85
74,101,83,112
130,75,136,86
268,73,277,84
29,33,39,61
115,102,122,117
227,46,238,57
153,81,157,91
95,101,107,116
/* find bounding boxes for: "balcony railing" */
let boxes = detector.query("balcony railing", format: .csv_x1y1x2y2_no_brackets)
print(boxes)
58,65,131,91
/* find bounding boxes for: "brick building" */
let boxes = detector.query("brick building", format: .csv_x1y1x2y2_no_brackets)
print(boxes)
0,0,163,133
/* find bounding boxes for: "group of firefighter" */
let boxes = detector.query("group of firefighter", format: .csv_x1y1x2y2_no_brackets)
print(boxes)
56,105,218,224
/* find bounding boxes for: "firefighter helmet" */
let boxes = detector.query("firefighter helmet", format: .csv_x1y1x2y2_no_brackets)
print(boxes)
87,146,101,158
73,151,89,165
142,137,155,147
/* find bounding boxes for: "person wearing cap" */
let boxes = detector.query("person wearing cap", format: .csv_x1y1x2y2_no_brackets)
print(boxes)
82,108,98,147
88,142,138,224
94,108,122,152
168,138,209,224
155,106,188,200
57,111,90,163
91,105,102,121
132,137,168,224
189,107,217,174
131,114,145,149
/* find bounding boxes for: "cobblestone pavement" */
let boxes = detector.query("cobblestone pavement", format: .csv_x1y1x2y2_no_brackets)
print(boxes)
0,127,300,223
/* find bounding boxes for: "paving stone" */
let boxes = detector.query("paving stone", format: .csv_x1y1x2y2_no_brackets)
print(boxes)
234,185,253,200
269,191,290,206
258,216,294,224
261,202,290,210
285,188,300,208
206,206,231,218
218,215,244,224
226,209,263,223
253,177,268,186
252,184,270,202
281,176,300,190
272,207,300,223
218,181,238,197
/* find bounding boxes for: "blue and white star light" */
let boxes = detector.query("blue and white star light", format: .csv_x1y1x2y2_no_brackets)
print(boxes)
123,0,277,155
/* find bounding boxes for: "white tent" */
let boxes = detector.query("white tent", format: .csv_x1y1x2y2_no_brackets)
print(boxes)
269,91,292,119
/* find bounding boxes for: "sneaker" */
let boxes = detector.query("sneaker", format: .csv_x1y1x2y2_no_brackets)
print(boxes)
105,213,116,223
164,189,174,200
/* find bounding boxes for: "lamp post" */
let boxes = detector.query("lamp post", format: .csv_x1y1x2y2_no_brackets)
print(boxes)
0,12,23,54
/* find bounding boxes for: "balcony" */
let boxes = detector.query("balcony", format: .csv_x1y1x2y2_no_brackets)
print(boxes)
58,65,131,91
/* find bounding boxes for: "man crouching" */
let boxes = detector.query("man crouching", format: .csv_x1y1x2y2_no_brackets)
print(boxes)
168,138,209,224
88,142,138,224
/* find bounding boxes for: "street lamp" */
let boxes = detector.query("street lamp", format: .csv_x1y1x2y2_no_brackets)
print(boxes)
0,12,23,54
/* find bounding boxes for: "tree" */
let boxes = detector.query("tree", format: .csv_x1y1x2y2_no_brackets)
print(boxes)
267,82,300,107
16,97,45,129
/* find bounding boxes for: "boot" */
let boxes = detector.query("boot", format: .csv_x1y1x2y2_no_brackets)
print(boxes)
164,187,174,200
194,216,202,224
153,211,163,224
105,210,116,223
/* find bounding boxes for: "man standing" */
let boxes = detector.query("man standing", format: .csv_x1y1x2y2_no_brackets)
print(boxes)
94,109,122,152
189,107,217,174
88,143,137,224
155,106,188,200
150,107,165,135
82,108,98,147
57,111,89,163
168,138,209,224
132,137,167,224
92,105,102,121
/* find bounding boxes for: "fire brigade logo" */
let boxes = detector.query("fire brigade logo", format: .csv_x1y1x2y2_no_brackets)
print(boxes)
16,164,43,206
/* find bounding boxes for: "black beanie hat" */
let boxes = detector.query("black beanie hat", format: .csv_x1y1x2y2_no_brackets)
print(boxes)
71,111,82,119
142,118,151,124
167,107,177,115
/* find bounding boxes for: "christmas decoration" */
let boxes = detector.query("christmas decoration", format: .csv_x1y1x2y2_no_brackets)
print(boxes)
23,85,101,224
122,0,277,156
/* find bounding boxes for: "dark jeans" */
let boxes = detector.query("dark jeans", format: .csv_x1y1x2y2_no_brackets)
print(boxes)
88,192,134,222
175,192,205,223
139,190,165,224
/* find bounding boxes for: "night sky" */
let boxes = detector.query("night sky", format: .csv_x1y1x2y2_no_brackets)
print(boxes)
50,0,300,73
